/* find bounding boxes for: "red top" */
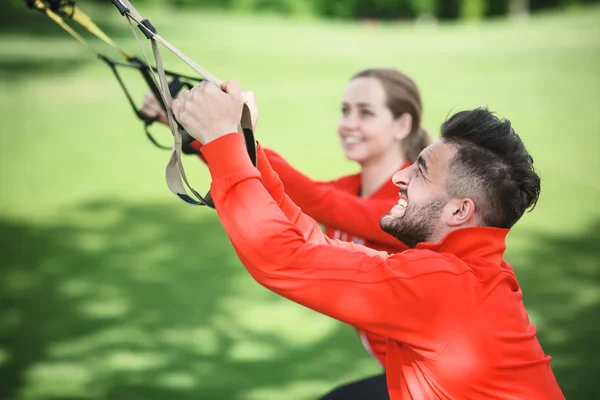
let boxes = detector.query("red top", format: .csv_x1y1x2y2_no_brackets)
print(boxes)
192,140,409,365
263,148,410,366
201,133,565,400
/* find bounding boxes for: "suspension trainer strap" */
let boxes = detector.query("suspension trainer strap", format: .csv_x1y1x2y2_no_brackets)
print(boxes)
112,0,257,208
27,0,202,149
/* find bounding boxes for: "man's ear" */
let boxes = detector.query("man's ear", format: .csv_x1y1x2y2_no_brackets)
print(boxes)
394,113,412,141
446,198,477,227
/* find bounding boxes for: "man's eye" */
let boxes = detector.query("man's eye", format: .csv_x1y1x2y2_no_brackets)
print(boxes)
341,107,349,115
360,110,373,117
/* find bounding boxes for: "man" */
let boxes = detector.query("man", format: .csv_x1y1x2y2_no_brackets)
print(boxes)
171,80,565,399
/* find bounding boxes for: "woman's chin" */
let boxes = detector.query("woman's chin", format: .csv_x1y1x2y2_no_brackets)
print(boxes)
342,148,367,163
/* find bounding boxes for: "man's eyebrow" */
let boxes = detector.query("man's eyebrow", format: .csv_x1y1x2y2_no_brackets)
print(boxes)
417,155,428,174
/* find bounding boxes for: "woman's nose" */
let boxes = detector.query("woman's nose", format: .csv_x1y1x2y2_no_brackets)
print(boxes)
340,112,358,130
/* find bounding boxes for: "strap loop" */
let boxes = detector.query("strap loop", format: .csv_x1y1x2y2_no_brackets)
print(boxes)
27,0,254,208
113,0,257,208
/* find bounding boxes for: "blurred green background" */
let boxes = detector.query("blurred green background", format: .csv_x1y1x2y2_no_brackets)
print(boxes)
1,0,599,399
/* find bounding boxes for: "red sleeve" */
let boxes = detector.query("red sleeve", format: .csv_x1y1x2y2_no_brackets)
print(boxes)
263,148,402,248
193,141,401,248
190,140,207,163
202,133,472,352
255,143,387,257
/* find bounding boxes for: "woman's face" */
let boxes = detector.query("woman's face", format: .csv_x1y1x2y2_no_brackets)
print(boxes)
337,77,407,165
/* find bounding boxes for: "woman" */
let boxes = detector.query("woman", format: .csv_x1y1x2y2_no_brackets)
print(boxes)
141,68,430,399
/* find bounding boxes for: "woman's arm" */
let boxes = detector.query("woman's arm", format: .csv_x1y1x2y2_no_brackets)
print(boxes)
264,148,405,249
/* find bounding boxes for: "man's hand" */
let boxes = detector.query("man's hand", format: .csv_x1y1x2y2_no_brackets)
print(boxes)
173,80,244,145
140,91,169,125
140,85,257,134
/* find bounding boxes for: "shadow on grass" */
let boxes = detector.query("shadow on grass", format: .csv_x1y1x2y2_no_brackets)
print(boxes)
1,199,597,399
510,221,600,399
0,58,91,83
0,199,374,400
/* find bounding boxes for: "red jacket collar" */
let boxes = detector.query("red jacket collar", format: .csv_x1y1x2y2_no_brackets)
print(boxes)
415,226,509,265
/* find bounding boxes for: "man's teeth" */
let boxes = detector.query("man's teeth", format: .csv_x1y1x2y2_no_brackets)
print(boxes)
343,137,362,144
398,198,408,208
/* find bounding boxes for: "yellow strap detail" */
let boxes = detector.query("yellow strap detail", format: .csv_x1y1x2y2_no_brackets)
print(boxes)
64,4,134,59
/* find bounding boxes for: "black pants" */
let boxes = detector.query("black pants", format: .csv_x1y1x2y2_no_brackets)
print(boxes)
319,373,389,400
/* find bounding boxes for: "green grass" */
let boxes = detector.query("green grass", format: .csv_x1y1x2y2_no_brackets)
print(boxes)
1,4,599,399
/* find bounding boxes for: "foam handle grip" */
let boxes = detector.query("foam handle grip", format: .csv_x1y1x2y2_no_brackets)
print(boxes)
180,129,194,145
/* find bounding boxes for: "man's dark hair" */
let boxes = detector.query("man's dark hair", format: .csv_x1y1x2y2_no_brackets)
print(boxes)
441,107,541,229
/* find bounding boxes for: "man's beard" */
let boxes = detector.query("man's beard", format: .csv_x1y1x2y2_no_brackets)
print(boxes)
380,197,447,248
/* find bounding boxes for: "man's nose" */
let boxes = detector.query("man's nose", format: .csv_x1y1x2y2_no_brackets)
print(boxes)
392,168,411,188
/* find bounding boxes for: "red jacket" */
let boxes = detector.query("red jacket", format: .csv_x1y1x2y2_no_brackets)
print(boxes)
202,134,565,400
263,148,410,366
193,141,409,366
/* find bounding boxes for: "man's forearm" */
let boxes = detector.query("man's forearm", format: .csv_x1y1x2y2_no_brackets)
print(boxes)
200,133,406,333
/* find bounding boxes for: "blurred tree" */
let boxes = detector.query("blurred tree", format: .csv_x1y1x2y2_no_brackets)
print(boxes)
357,0,417,19
412,0,436,18
461,0,486,20
316,0,356,19
530,0,561,10
230,0,315,16
486,0,510,16
509,0,530,15
435,0,461,19
169,0,233,8
7,0,599,24
316,0,417,20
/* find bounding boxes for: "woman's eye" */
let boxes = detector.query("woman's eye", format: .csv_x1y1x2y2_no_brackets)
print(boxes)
360,109,373,117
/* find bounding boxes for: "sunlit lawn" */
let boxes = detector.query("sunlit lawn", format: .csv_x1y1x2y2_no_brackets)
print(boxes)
0,3,599,399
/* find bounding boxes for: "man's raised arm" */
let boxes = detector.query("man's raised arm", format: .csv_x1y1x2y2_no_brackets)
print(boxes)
172,80,471,350
254,142,390,257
